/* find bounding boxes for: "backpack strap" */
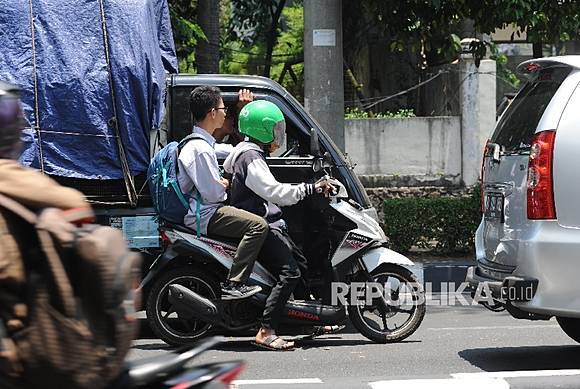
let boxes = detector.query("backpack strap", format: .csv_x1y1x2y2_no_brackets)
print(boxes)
177,132,205,151
0,194,76,317
176,133,210,239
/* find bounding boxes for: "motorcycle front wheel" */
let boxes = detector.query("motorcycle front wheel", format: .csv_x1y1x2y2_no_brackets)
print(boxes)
348,264,426,343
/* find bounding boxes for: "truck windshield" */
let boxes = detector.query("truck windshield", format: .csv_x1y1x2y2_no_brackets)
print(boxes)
491,66,571,153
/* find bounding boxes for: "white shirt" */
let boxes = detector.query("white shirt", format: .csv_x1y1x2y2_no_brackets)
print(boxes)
177,126,226,234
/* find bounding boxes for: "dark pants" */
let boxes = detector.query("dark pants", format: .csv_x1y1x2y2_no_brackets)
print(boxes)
260,227,308,330
207,206,269,284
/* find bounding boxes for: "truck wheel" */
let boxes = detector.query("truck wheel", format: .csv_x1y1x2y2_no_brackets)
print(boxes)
557,316,580,343
146,266,220,346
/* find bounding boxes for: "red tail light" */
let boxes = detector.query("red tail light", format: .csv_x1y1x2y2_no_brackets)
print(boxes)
218,364,245,386
527,130,556,219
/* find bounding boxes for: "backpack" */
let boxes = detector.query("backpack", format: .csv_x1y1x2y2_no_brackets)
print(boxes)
0,194,141,389
147,133,205,236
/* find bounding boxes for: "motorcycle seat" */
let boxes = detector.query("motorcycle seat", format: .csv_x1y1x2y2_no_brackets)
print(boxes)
162,221,242,248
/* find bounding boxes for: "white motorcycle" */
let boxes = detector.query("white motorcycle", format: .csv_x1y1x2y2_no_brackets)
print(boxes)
142,131,425,346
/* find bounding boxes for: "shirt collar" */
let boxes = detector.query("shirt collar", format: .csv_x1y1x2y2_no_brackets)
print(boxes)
193,126,216,147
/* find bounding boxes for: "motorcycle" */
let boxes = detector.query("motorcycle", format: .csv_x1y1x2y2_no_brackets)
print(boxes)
109,336,244,388
141,130,426,346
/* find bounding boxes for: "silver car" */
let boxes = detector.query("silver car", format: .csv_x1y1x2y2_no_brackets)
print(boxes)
466,56,580,344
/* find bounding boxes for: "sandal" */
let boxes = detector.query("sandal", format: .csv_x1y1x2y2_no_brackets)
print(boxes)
252,335,295,351
308,324,346,338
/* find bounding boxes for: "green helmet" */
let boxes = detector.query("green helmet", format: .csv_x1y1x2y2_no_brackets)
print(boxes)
238,100,285,144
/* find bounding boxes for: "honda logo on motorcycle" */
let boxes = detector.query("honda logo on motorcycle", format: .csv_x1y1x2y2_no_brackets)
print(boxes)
287,309,320,321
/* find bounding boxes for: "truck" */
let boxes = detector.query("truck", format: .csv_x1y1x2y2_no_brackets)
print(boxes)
0,1,377,295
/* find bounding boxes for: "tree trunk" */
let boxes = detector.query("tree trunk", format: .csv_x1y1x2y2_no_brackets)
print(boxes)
532,42,543,58
263,0,287,78
197,0,220,73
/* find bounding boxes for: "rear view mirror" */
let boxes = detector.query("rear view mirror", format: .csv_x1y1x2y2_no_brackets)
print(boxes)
310,128,321,157
312,158,322,173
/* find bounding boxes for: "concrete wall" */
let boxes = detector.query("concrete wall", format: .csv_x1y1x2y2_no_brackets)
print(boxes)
345,117,462,186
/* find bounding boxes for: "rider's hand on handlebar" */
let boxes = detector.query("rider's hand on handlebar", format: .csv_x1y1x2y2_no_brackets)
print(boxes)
314,180,336,197
220,178,230,189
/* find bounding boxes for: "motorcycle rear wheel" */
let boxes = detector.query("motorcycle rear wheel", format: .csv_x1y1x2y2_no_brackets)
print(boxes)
348,264,425,343
146,266,220,346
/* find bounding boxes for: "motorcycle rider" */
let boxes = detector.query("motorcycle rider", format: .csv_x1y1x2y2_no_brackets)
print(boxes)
223,100,335,350
0,82,91,387
178,86,267,300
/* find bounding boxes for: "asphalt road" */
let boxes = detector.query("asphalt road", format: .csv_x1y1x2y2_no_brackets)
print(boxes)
129,302,580,388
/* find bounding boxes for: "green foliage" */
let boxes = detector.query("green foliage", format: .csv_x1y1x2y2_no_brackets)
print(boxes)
489,43,521,89
221,2,304,98
383,188,482,253
362,0,580,69
169,0,206,73
469,0,580,46
345,108,416,119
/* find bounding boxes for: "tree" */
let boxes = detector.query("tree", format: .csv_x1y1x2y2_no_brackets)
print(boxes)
467,0,580,58
197,0,220,73
169,0,205,72
220,1,304,98
363,0,580,66
228,0,290,77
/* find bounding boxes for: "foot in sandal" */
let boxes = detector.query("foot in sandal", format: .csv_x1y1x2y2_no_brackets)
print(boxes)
253,328,295,351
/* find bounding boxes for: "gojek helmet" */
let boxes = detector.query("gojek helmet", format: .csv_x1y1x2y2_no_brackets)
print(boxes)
238,100,285,145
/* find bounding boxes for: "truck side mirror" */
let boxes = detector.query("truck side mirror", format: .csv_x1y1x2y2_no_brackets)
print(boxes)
323,151,332,166
310,128,322,157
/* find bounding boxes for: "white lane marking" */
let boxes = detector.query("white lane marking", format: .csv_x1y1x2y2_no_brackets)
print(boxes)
428,324,559,331
452,369,580,379
369,377,510,389
233,378,323,385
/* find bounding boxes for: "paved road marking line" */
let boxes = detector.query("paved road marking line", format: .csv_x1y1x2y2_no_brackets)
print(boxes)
452,369,580,379
369,377,510,389
233,378,323,385
428,324,559,331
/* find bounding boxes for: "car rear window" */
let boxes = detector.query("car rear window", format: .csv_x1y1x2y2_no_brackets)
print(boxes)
491,66,571,153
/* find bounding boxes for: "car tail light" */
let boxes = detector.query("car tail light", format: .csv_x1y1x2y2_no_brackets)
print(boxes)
218,364,245,386
480,140,490,213
527,130,556,219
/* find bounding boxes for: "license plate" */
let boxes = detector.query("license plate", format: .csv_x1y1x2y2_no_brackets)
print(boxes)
484,192,505,222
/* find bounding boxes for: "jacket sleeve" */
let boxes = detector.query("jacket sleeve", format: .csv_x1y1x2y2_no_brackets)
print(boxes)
245,157,314,207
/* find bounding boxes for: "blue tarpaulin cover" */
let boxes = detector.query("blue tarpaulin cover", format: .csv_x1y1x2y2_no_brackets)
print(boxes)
0,0,177,180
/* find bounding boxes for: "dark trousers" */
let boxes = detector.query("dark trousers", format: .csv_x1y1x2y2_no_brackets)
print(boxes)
260,227,308,330
207,206,269,283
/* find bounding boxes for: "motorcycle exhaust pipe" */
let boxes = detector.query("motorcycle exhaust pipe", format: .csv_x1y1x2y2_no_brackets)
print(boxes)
168,284,220,323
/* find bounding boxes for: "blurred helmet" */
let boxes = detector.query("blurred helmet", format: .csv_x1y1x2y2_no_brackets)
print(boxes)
238,100,285,145
0,81,24,158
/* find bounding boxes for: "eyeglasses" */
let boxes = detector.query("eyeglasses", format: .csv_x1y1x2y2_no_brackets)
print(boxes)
214,106,228,114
